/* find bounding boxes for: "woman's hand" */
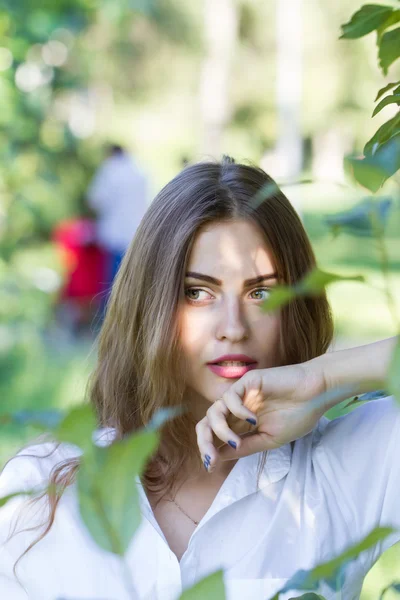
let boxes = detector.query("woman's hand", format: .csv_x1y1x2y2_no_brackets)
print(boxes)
195,362,329,470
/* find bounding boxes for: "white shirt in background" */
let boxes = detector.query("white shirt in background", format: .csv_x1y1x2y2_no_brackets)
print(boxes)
1,397,400,600
87,153,149,253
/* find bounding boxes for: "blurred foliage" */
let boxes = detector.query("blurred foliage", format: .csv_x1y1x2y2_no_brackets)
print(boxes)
0,0,200,423
0,0,400,599
341,4,400,191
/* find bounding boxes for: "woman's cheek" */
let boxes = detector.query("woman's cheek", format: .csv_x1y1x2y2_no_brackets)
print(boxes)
179,308,210,352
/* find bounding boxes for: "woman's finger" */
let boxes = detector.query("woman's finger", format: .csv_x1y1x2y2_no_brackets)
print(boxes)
218,430,281,461
195,416,219,471
221,383,258,425
206,398,243,451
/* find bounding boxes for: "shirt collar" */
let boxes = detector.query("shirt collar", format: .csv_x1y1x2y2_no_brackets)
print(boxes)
93,428,292,524
200,443,292,524
137,442,292,530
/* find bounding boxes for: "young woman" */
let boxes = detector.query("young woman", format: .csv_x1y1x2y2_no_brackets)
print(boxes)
0,157,399,600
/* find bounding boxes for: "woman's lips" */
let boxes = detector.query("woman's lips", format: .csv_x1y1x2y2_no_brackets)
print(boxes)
207,363,258,379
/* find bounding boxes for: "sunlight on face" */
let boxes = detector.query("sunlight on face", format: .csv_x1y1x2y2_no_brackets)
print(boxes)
178,219,281,410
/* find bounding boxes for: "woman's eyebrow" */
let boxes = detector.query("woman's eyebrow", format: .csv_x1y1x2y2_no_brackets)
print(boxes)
185,271,278,286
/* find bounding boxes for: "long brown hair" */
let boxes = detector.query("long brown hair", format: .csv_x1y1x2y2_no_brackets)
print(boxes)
2,156,333,581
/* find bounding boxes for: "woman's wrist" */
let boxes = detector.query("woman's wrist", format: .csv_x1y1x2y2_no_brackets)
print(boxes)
307,337,398,398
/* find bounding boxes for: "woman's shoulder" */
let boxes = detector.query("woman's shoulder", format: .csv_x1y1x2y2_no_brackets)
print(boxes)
0,427,117,499
306,395,400,479
0,441,77,501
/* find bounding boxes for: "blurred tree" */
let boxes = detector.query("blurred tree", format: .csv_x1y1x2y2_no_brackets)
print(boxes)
0,0,199,418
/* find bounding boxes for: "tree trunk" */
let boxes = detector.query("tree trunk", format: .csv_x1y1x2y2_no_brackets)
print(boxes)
199,0,238,158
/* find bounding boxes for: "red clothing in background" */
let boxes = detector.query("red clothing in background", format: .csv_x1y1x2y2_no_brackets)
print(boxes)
53,218,106,302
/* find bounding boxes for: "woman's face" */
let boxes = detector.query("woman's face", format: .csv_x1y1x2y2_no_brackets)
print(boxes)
178,219,281,411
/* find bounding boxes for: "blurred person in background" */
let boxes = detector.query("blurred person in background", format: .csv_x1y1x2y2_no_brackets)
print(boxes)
52,217,106,339
87,143,149,320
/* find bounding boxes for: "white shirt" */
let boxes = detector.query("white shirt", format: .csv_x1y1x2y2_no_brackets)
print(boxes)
87,153,149,253
1,396,400,600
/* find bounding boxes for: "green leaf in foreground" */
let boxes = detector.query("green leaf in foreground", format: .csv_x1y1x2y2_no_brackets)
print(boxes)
55,403,98,455
377,10,400,43
1,409,64,430
250,180,280,210
261,287,296,312
375,80,400,102
311,526,394,582
379,26,400,74
299,269,364,294
372,93,400,117
379,582,400,599
340,5,394,39
179,570,225,600
364,112,400,155
387,337,400,404
288,594,326,600
128,0,155,15
324,198,392,237
0,489,40,508
272,527,393,599
77,428,159,555
262,269,364,313
347,134,400,191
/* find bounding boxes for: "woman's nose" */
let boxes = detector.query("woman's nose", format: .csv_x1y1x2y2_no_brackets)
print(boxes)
215,298,249,342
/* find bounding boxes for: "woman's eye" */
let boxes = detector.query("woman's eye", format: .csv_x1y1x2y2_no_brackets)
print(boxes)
185,288,211,301
249,288,271,301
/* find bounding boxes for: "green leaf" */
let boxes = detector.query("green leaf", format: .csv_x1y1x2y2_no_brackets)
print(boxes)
250,180,280,210
379,582,400,599
0,488,40,508
348,134,400,191
347,156,387,191
261,286,296,313
261,269,364,314
276,527,393,598
340,5,394,39
324,198,392,237
77,428,159,556
364,111,400,155
379,26,400,74
377,10,400,43
308,384,360,415
372,93,400,117
148,406,184,429
312,527,394,581
55,403,98,456
289,595,327,600
299,268,365,294
262,270,365,312
179,570,226,599
375,80,400,101
5,409,64,430
387,337,400,404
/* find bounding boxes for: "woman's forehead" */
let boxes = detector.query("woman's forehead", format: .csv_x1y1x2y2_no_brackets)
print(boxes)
187,220,275,276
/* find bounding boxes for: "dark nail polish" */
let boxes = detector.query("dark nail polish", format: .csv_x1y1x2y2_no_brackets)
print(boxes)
246,418,257,426
203,459,209,471
228,440,237,449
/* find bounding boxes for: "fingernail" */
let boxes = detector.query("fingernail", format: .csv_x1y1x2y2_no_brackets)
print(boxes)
203,459,209,471
228,440,237,449
246,418,257,426
205,454,211,463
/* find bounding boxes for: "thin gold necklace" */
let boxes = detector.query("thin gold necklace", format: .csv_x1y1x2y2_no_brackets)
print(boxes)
168,496,199,526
